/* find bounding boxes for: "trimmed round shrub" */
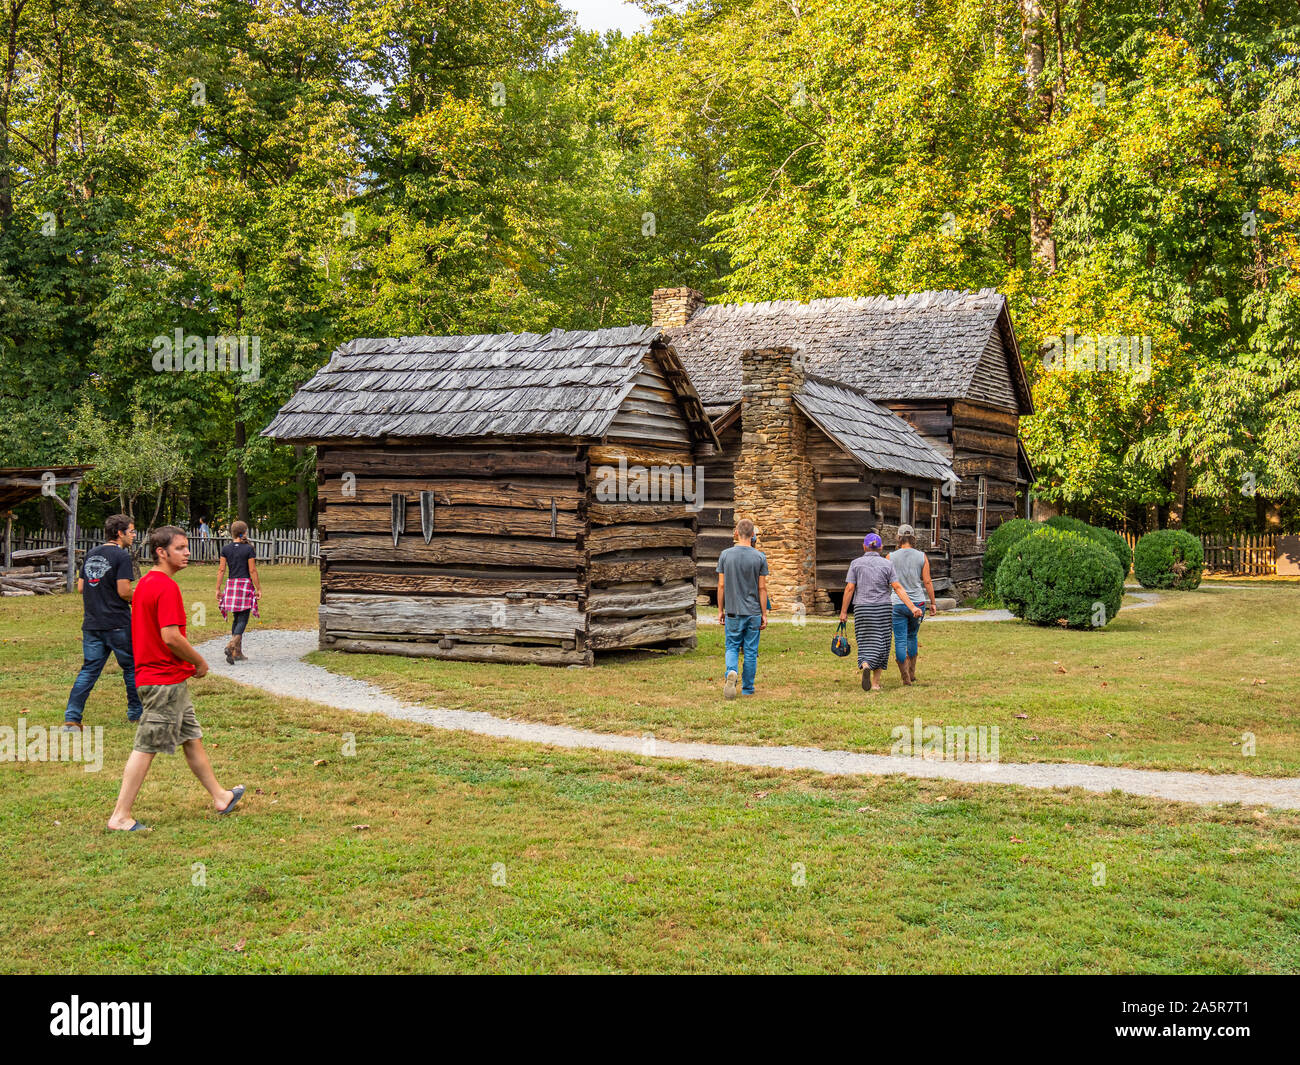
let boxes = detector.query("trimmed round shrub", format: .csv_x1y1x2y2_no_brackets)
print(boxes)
982,518,1042,586
1133,529,1204,590
1045,515,1132,578
996,527,1125,628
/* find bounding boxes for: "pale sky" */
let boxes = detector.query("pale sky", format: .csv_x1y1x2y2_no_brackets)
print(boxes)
565,0,653,36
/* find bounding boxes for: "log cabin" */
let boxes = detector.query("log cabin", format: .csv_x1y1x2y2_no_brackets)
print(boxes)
263,326,718,665
653,287,1035,605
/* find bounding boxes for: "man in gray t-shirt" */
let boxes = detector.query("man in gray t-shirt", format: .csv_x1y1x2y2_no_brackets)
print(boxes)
716,518,769,699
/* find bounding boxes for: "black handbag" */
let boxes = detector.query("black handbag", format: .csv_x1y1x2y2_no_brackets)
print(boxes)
831,620,851,657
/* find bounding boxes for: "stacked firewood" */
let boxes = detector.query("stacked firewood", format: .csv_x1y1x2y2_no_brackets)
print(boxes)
0,566,67,595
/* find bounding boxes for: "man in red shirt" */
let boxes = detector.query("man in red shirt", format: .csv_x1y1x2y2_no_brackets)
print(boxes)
107,526,245,831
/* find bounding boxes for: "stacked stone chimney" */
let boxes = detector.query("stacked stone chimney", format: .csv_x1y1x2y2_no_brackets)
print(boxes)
651,287,708,328
733,346,817,613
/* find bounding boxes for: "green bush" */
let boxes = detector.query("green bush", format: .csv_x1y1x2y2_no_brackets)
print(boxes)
1045,515,1132,578
982,518,1042,586
1133,529,1204,590
995,527,1125,628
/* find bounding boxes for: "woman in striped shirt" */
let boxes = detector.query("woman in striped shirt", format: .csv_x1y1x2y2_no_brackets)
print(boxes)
839,533,923,692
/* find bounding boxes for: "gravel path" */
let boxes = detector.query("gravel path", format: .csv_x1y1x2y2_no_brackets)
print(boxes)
198,630,1300,809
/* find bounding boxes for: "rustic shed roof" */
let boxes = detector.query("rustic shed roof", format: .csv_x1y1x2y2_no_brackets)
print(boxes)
665,288,1031,412
0,466,93,513
263,326,715,446
795,378,955,483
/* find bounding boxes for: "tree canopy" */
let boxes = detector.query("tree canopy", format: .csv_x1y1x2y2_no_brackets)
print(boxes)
1,0,1295,533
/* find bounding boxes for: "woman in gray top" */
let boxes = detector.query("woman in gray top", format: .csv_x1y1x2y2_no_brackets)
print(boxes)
887,524,938,686
839,532,922,692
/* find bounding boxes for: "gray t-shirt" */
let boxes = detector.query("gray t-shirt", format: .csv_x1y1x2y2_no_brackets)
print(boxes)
717,544,768,616
845,552,899,607
888,547,927,606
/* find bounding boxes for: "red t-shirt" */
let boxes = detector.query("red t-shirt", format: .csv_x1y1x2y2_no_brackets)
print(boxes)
132,569,197,686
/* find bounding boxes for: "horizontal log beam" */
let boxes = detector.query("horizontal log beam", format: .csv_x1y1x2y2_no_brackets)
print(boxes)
319,448,582,478
322,503,582,538
320,535,581,569
588,445,694,468
321,634,591,666
951,427,1019,458
586,524,696,555
322,572,582,597
587,609,696,650
953,401,1019,434
319,476,580,510
588,555,696,584
586,579,697,617
587,502,695,525
321,593,581,639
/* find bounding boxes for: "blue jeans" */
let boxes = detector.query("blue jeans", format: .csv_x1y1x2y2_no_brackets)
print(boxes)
66,627,143,723
723,614,762,694
891,603,926,662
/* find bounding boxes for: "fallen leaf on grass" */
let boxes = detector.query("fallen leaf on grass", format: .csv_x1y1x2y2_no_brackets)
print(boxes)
18,708,27,715
754,791,769,800
1010,836,1025,844
228,939,246,953
353,824,370,830
312,759,327,766
1055,666,1067,674
1014,713,1029,720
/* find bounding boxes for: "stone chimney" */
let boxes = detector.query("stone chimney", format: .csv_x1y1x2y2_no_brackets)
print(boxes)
651,287,707,328
733,346,818,613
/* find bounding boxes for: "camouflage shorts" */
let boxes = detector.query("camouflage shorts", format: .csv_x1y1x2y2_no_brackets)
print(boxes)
134,681,203,755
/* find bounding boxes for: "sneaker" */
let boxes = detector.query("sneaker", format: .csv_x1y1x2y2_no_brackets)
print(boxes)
723,670,738,700
61,723,82,732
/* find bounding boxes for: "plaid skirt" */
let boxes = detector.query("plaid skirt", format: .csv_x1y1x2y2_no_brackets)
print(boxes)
218,577,260,620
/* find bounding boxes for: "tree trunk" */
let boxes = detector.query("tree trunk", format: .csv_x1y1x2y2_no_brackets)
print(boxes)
235,420,249,522
0,0,27,219
147,485,164,529
1020,0,1058,272
1168,456,1188,527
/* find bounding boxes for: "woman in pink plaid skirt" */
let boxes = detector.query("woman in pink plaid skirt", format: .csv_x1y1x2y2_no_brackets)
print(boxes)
216,520,262,665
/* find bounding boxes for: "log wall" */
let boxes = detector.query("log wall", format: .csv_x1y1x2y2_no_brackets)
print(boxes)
317,442,593,665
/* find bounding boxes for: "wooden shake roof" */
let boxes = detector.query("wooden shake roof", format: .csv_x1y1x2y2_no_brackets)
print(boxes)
665,288,1032,413
263,326,715,445
795,378,955,483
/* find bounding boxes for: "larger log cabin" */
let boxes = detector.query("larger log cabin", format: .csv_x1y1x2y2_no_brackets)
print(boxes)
653,287,1035,605
263,326,718,665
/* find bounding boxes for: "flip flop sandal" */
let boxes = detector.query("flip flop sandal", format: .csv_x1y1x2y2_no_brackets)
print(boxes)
218,785,246,815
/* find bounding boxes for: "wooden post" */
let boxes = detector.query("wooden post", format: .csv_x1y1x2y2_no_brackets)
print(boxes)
66,480,79,592
3,511,11,568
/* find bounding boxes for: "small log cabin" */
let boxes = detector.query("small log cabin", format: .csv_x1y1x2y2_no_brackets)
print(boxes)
653,287,1035,604
263,326,718,665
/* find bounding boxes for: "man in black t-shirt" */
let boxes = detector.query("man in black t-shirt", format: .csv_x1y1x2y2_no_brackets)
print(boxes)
64,514,144,729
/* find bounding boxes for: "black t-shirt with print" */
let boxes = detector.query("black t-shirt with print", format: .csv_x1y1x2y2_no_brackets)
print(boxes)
80,544,134,631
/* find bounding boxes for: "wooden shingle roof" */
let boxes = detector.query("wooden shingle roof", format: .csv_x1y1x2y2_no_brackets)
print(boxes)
263,326,714,445
795,378,955,483
665,288,1031,412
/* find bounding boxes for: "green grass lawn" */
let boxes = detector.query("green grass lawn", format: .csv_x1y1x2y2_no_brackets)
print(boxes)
2,564,1299,973
308,577,1300,777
